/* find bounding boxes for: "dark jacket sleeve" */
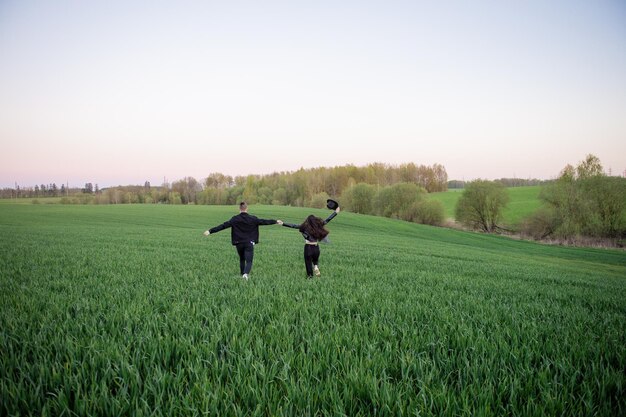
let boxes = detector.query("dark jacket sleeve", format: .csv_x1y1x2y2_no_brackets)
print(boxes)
323,211,338,225
255,217,277,226
282,223,300,229
209,220,232,234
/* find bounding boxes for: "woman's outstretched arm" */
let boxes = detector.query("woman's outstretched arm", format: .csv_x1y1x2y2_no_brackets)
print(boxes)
323,207,340,225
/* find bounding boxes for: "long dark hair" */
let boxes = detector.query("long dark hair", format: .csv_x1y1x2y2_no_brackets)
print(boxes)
299,215,329,240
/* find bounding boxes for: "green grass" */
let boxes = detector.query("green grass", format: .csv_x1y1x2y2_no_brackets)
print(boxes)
428,189,464,220
0,197,66,205
501,186,543,225
430,186,543,227
1,203,625,416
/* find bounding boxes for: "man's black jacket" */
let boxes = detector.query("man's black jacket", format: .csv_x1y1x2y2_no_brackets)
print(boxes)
209,212,277,245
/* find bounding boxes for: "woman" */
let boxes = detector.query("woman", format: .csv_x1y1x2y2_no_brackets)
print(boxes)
282,204,340,278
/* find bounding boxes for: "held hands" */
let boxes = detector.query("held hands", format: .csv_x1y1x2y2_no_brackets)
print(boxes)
203,230,210,236
276,220,283,225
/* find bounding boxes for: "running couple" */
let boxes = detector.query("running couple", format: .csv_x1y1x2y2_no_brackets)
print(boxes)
203,201,340,280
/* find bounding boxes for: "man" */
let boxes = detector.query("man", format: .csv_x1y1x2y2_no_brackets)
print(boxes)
203,202,283,280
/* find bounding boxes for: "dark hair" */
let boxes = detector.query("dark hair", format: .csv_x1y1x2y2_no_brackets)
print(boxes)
239,202,248,211
299,215,329,240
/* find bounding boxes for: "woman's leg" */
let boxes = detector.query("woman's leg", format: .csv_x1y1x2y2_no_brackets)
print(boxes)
311,246,320,266
310,246,321,276
303,245,314,277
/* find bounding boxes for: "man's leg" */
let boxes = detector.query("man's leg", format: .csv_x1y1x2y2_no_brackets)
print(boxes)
242,243,254,275
236,244,246,275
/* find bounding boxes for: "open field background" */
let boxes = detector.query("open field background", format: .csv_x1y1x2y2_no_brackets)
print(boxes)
1,185,560,229
429,186,543,226
1,203,625,416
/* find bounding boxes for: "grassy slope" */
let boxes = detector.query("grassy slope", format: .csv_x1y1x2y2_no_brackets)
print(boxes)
501,185,543,225
1,203,624,416
430,186,543,226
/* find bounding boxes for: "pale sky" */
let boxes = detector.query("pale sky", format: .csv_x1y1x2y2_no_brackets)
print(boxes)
1,0,625,188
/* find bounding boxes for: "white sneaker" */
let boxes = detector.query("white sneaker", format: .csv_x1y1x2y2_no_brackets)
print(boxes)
242,274,248,280
313,265,320,277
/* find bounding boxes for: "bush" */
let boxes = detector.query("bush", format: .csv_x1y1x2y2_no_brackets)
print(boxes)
169,192,182,205
373,183,425,219
403,200,445,226
342,183,376,214
521,207,558,239
309,192,330,209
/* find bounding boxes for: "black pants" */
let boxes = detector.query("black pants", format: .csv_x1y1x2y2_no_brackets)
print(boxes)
303,244,320,277
235,242,254,275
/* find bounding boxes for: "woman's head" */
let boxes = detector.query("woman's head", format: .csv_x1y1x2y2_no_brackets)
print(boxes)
300,215,329,240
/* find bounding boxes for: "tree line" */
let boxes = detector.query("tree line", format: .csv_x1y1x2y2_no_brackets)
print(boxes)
4,156,623,243
449,178,548,189
1,183,73,198
195,162,448,207
3,162,449,206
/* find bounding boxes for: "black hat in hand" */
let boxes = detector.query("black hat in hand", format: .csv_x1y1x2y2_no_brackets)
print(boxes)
326,199,339,210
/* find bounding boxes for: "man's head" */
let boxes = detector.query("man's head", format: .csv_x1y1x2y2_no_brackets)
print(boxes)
239,201,248,212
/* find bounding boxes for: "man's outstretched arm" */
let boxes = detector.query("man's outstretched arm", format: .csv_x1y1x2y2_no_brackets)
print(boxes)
203,220,232,236
256,218,281,226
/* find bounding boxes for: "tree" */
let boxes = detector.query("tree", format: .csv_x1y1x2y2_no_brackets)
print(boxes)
579,176,625,238
104,188,122,204
172,177,201,204
257,187,273,205
272,188,288,206
204,173,232,189
432,164,449,192
576,154,603,179
242,175,259,204
455,180,509,232
532,155,626,240
230,186,246,205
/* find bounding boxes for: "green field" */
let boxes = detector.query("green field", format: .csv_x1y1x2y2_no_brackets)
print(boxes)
1,203,625,416
430,186,543,226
